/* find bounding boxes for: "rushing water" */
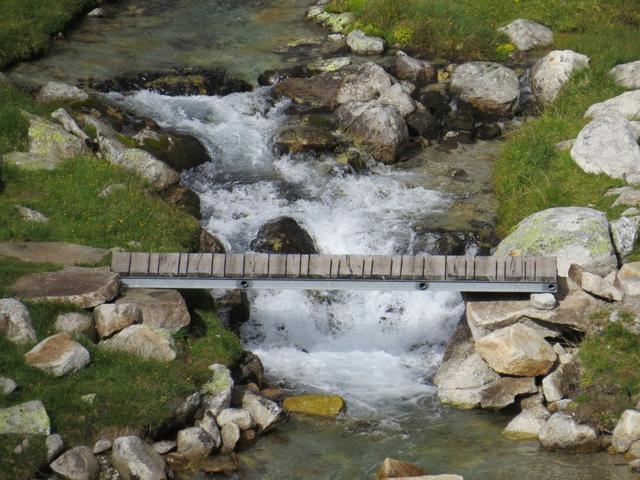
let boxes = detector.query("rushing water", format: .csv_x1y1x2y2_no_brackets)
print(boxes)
19,0,636,478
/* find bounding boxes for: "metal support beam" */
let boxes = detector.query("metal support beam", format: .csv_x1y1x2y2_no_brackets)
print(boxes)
120,277,557,293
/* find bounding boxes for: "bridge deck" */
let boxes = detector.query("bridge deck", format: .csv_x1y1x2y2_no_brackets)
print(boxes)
111,253,558,293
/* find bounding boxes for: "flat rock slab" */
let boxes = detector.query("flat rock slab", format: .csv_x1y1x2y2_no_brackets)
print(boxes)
0,242,109,266
13,267,119,308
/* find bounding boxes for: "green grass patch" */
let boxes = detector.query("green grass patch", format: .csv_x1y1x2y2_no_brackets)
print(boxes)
0,0,99,70
575,312,640,431
188,309,244,369
0,158,200,251
0,434,48,480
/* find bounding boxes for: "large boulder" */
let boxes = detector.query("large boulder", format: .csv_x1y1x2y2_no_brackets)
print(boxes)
24,333,91,377
504,401,551,439
494,207,617,277
585,90,640,120
12,267,120,308
250,217,318,254
498,19,554,51
570,114,640,182
336,63,392,105
433,322,500,409
50,446,100,480
275,124,338,154
610,61,640,89
115,289,190,333
538,413,600,451
531,50,590,105
0,242,109,266
379,84,416,118
612,410,640,453
449,62,520,116
0,298,37,344
94,303,142,338
25,113,87,161
0,400,50,435
617,262,640,296
37,81,88,103
282,395,347,417
112,436,167,480
480,377,537,410
475,324,556,377
116,148,180,191
395,51,436,83
274,73,343,110
99,325,177,362
336,102,408,164
345,29,385,55
241,391,287,433
568,264,623,302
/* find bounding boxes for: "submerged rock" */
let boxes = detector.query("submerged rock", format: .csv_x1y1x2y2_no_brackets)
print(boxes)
0,400,50,435
283,394,347,417
531,50,590,105
377,458,426,479
250,216,318,254
50,446,99,480
274,73,343,110
0,298,37,345
24,333,91,377
498,19,554,51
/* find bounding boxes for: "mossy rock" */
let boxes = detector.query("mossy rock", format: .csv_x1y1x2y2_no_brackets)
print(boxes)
141,132,209,172
283,394,347,417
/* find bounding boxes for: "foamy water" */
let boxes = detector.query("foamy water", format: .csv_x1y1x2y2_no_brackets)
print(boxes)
109,88,464,413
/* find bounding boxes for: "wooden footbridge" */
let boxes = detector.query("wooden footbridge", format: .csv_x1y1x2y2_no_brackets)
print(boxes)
111,252,558,293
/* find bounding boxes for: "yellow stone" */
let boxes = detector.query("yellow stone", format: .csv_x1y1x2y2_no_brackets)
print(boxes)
282,395,347,417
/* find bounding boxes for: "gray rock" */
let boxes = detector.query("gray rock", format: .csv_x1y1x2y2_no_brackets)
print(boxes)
628,439,640,459
99,325,177,362
51,108,89,142
614,190,640,208
50,446,99,480
542,366,567,403
531,50,590,105
87,7,105,18
115,289,189,333
0,377,17,395
475,324,556,377
449,62,520,116
201,364,234,416
242,391,287,433
95,303,142,338
571,115,640,181
378,83,416,118
13,266,120,309
613,216,638,259
99,183,126,198
585,90,640,120
495,207,617,277
307,57,351,73
617,262,640,296
37,81,88,103
46,434,65,462
538,413,600,451
93,438,112,454
176,426,216,460
115,148,179,191
16,205,49,223
217,408,254,431
336,62,392,104
395,51,436,83
25,112,87,160
0,241,109,266
498,19,554,51
610,61,640,89
530,293,556,310
568,264,623,302
612,409,640,453
112,436,167,480
220,422,240,454
0,400,50,435
346,29,385,55
631,458,640,473
24,333,91,377
55,312,94,337
0,298,37,344
480,376,537,410
152,440,176,455
504,402,550,439
434,323,500,409
196,410,222,449
3,151,63,171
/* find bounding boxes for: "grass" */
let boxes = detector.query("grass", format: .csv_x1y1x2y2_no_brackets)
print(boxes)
0,0,100,70
0,158,200,252
575,312,640,431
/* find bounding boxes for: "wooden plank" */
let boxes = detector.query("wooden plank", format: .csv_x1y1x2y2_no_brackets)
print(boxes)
400,255,424,280
267,254,287,278
158,253,180,277
148,253,160,275
536,257,557,282
330,255,342,278
308,255,332,279
338,255,366,278
362,256,375,279
390,255,403,279
423,256,446,280
244,253,270,278
130,253,150,276
178,253,189,277
212,254,226,277
505,256,524,281
446,256,468,280
300,254,310,277
225,254,245,278
286,254,302,278
371,256,392,279
465,257,476,280
111,252,131,274
187,253,213,277
495,257,508,282
474,256,497,281
524,257,537,282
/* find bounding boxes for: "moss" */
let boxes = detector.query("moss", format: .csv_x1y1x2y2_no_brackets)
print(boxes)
282,395,347,417
116,133,137,149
